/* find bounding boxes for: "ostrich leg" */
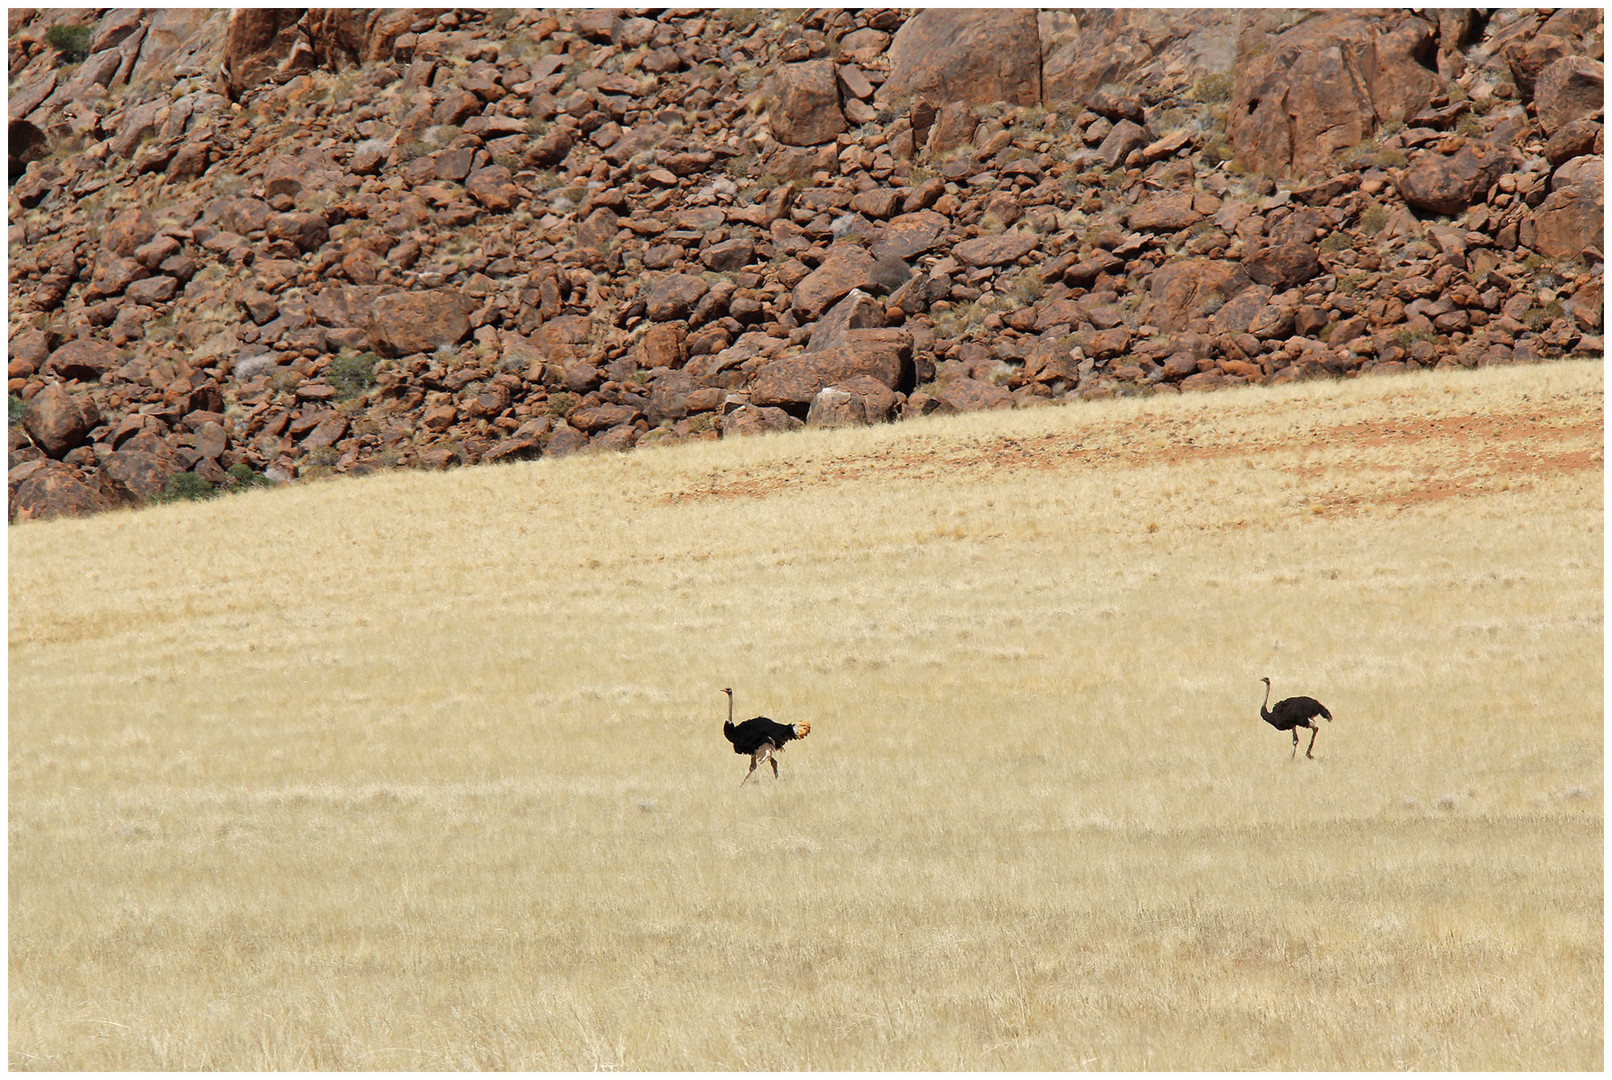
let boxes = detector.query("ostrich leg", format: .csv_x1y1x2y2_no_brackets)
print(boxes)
1305,724,1320,759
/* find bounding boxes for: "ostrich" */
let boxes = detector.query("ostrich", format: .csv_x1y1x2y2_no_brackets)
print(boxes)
1259,677,1333,759
721,687,810,785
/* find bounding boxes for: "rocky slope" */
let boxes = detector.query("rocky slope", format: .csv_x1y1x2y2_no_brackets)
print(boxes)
7,8,1604,521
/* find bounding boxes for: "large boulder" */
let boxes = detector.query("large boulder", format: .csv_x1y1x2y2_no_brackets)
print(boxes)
806,375,900,428
1395,140,1516,216
1533,155,1605,262
1533,56,1605,136
366,289,472,356
750,331,911,407
792,246,877,319
11,461,108,522
21,382,99,459
1147,259,1254,332
878,9,1042,109
769,61,845,147
1228,11,1443,177
43,338,121,382
1039,9,1254,106
645,274,710,322
221,8,306,99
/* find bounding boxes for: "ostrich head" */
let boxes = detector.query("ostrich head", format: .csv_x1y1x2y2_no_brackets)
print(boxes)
1260,676,1270,687
721,687,733,697
794,722,811,739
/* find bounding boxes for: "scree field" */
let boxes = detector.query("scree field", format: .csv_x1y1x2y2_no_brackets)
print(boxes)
9,361,1602,1069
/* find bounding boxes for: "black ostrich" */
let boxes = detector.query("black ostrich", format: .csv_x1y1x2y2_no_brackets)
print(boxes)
721,687,810,785
1259,677,1333,759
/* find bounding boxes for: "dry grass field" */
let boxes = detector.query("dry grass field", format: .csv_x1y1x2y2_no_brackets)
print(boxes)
9,360,1603,1069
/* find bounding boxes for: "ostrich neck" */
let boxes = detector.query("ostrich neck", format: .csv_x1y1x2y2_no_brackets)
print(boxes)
727,694,733,725
1261,683,1272,720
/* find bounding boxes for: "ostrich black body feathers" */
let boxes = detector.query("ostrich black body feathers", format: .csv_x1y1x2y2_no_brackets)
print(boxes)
1259,677,1332,759
721,687,809,784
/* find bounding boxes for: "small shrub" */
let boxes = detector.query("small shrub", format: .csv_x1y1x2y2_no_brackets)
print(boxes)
225,463,272,491
9,395,26,425
1190,72,1236,105
1372,147,1409,169
546,392,577,417
1358,203,1390,235
328,352,380,401
44,24,92,65
154,472,219,505
1318,233,1354,254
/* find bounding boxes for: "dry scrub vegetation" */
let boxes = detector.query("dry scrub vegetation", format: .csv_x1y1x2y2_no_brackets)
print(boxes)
9,361,1603,1069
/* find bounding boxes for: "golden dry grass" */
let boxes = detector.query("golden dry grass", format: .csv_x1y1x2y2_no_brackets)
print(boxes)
9,361,1603,1069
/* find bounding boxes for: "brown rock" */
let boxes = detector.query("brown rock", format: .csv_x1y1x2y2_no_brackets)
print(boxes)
637,323,686,369
465,165,518,212
1395,141,1514,216
43,338,120,382
367,290,471,356
933,377,1013,413
1128,193,1204,231
880,9,1042,108
569,403,641,433
1098,119,1149,169
1148,258,1254,332
954,231,1038,268
102,207,159,258
792,246,877,319
1534,56,1605,136
544,423,590,457
97,448,173,504
645,274,710,322
720,404,804,437
1229,12,1442,176
750,334,910,406
1533,155,1604,262
770,60,846,147
806,375,899,428
12,461,108,522
807,289,886,352
1242,242,1322,289
21,382,98,459
221,8,305,99
1545,119,1602,168
870,210,950,262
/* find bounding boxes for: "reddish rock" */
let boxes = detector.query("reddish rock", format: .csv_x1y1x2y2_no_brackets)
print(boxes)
265,211,330,252
807,289,887,351
751,334,909,406
1396,141,1515,216
636,323,686,369
43,338,120,382
870,210,950,262
544,424,590,457
770,61,845,147
806,375,899,427
97,448,174,504
21,382,98,458
1229,11,1442,176
1128,194,1204,231
367,290,472,356
933,377,1013,413
792,246,877,319
720,404,804,437
221,8,305,99
1242,242,1322,290
1148,259,1254,332
301,413,348,449
645,274,710,322
954,231,1038,268
569,403,641,432
12,461,108,522
421,404,457,432
1533,155,1604,262
102,207,159,258
880,9,1042,108
1534,56,1605,136
465,165,518,212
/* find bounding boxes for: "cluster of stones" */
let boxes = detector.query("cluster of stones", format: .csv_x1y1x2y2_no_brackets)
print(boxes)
7,7,1604,521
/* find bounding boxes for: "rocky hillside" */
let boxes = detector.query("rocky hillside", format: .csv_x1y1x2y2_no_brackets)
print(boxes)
7,8,1604,521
